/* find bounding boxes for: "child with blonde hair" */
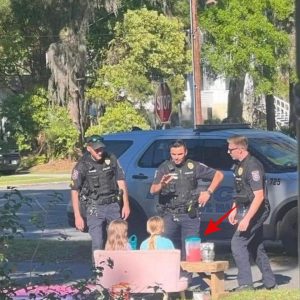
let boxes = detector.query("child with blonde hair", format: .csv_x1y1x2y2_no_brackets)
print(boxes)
140,216,174,250
105,220,131,250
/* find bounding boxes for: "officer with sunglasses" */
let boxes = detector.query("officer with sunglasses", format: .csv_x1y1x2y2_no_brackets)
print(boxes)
227,135,276,291
70,135,130,251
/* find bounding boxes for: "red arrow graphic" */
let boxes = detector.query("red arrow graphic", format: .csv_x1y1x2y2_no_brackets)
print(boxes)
204,206,237,236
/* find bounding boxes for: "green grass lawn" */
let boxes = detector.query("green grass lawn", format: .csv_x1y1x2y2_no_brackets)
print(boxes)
221,288,300,299
0,173,70,187
1,238,92,262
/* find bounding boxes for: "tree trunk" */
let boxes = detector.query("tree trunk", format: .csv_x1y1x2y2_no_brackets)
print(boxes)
289,81,296,136
226,77,245,122
242,73,255,124
266,94,276,131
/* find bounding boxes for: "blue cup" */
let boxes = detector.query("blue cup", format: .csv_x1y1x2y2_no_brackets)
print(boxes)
128,234,138,250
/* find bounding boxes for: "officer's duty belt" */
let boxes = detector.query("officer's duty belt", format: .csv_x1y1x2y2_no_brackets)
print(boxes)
165,206,187,214
96,195,118,205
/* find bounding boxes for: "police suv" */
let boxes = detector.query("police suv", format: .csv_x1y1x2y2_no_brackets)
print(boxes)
67,124,298,255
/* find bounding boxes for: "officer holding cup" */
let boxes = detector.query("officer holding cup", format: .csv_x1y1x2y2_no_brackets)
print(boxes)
150,139,224,259
70,135,130,251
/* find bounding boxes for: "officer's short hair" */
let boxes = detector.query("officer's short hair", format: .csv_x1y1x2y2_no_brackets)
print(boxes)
169,139,187,150
227,135,248,149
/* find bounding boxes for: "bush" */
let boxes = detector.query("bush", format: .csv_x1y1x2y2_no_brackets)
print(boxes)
1,88,49,152
19,155,48,170
86,101,150,136
43,106,78,159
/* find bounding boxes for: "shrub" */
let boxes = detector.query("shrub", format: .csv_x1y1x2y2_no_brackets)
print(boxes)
19,155,48,170
86,101,150,136
1,88,49,152
43,106,78,159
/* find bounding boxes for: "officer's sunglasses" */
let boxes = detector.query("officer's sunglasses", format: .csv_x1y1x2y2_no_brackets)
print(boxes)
228,147,239,154
86,136,103,143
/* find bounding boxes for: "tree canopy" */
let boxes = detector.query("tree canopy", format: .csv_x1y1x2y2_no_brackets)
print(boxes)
201,0,293,94
0,0,297,157
200,0,293,125
88,8,191,107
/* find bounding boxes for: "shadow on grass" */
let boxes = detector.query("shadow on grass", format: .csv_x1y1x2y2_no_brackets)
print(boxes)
3,239,92,262
6,239,94,285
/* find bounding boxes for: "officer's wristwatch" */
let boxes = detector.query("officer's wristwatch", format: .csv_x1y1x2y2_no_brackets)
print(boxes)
207,189,213,195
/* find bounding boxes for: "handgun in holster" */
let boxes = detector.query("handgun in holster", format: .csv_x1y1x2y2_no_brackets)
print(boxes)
186,197,198,219
116,189,124,207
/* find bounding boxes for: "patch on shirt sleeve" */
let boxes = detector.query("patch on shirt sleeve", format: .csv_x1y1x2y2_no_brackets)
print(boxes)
187,162,194,169
251,170,260,181
71,169,79,180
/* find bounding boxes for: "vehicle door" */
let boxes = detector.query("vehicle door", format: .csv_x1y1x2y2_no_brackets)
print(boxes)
195,138,235,238
125,136,177,217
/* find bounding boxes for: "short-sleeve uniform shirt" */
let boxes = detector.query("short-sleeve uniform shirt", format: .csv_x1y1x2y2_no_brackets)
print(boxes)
238,155,264,192
70,152,125,191
153,159,217,184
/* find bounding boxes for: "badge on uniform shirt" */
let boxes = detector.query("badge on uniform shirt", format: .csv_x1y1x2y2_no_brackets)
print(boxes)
251,170,260,181
238,167,243,176
71,169,78,180
105,158,111,165
187,162,194,169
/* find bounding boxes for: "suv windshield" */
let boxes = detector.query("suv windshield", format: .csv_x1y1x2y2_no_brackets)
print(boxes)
249,136,297,172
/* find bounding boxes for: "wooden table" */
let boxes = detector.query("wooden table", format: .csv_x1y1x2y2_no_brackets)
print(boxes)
180,260,229,300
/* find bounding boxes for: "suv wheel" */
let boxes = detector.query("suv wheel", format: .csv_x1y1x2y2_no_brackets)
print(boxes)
280,207,298,256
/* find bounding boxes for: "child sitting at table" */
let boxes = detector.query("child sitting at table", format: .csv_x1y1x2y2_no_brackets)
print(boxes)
105,219,131,250
140,216,174,250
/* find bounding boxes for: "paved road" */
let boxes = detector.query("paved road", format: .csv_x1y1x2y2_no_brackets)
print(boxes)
0,183,88,241
1,183,299,291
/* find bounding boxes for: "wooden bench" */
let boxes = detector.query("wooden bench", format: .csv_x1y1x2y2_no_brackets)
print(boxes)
181,260,229,300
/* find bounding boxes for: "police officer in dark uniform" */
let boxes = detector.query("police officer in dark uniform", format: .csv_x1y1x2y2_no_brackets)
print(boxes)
70,135,130,251
227,135,276,290
150,140,224,259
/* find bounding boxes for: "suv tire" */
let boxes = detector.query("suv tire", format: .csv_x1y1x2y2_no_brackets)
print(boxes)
280,207,298,256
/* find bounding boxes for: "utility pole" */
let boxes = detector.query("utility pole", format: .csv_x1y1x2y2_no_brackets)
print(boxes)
190,0,203,127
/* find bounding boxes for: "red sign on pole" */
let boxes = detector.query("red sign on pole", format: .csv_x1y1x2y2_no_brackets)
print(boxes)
155,82,172,123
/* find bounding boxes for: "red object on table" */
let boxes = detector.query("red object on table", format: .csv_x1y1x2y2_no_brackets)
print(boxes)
186,248,202,262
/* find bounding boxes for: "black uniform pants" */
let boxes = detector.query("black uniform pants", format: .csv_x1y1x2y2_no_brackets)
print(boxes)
163,212,201,260
231,221,276,288
86,202,121,251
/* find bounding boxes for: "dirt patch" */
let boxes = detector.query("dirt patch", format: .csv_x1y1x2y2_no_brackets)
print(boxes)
30,159,76,174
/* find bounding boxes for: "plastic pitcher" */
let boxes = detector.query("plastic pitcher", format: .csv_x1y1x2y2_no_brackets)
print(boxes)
185,236,202,262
